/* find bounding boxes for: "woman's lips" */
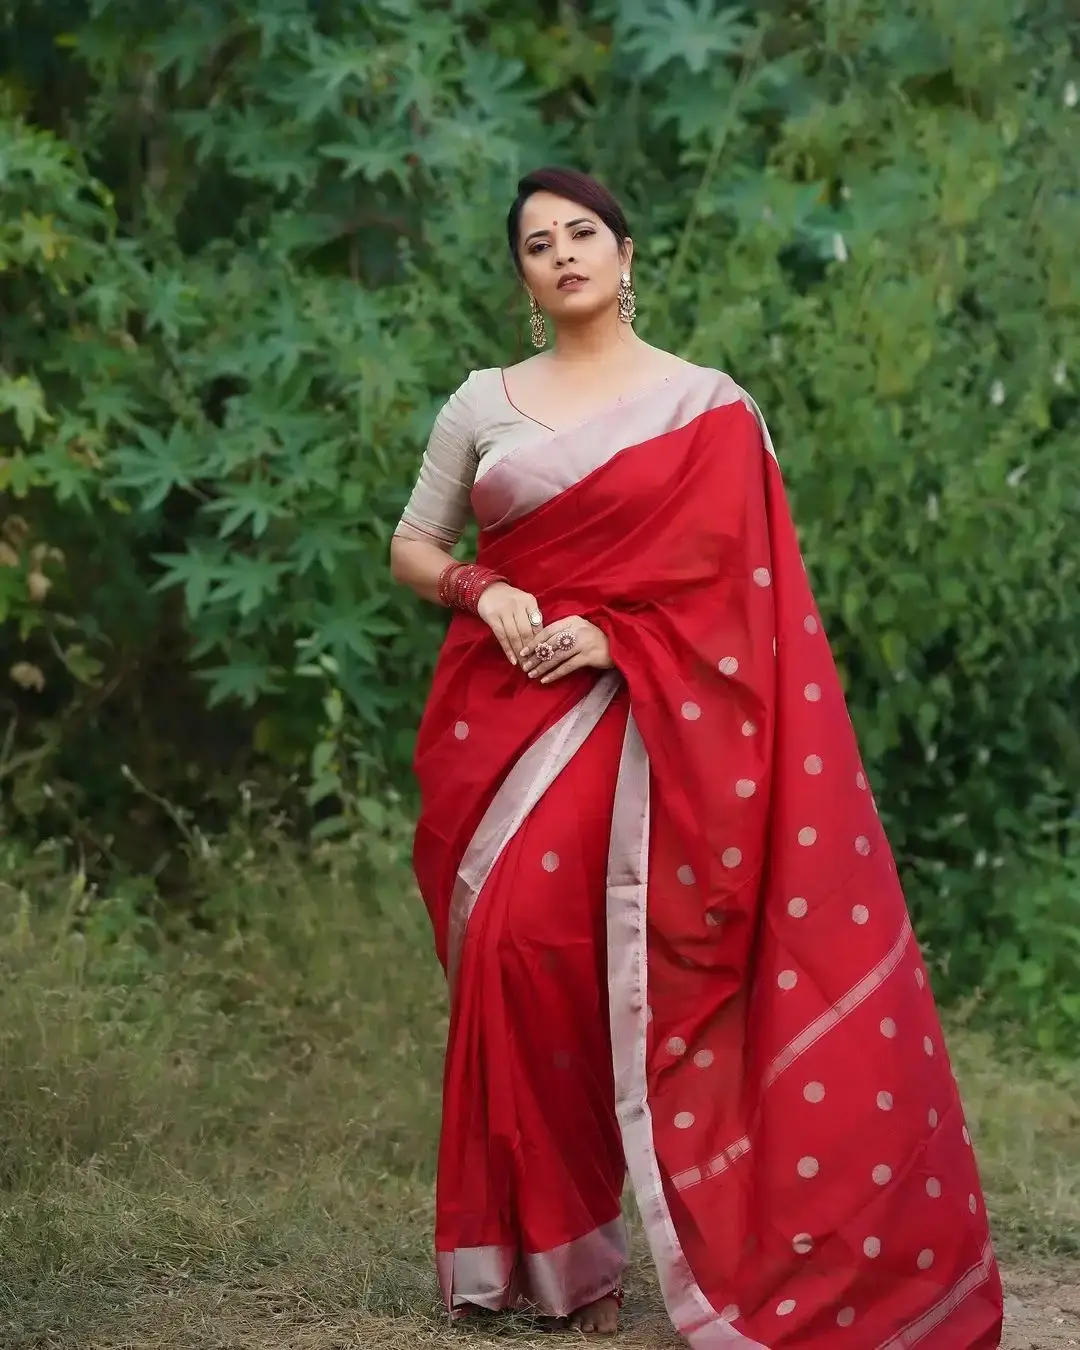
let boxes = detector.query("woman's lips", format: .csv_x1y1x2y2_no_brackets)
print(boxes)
557,276,588,290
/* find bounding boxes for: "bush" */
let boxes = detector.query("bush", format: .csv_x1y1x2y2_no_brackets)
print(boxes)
0,0,1077,1013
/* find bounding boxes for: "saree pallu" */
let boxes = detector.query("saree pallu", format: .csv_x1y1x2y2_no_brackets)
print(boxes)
412,368,1004,1349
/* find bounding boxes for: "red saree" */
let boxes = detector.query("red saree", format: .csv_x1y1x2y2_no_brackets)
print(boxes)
412,366,1003,1349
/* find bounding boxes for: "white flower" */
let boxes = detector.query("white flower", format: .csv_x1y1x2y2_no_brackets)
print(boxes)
1065,80,1078,109
926,493,939,521
1006,464,1028,488
832,233,848,263
989,379,1005,406
1053,360,1067,387
926,742,938,763
974,850,988,869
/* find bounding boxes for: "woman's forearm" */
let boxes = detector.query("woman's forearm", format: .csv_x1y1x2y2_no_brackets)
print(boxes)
389,534,457,605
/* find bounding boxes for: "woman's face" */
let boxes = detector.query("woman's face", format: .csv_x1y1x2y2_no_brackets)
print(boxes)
516,190,632,326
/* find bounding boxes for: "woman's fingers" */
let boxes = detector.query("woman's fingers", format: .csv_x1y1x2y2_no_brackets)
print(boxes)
525,629,584,680
539,652,588,684
511,606,537,658
521,616,576,660
521,620,579,666
492,617,519,665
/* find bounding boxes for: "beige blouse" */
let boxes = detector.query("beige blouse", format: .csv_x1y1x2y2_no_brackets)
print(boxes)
395,368,565,549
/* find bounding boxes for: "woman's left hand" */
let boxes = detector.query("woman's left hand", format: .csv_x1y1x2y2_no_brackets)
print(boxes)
519,616,613,685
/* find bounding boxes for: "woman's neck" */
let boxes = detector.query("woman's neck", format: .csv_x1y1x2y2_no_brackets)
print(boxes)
549,312,644,367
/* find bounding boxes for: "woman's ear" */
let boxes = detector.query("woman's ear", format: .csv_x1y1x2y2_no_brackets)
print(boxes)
620,238,635,271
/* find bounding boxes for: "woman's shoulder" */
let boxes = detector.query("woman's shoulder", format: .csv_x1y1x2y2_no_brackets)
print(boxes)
638,350,745,396
681,361,765,408
442,366,503,405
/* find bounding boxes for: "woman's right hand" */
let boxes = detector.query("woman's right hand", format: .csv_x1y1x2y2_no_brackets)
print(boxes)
476,583,542,666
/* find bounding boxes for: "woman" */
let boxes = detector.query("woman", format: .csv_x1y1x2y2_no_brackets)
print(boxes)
389,166,1004,1348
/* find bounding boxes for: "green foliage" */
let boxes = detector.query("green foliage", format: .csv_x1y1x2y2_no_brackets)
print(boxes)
0,0,1078,1023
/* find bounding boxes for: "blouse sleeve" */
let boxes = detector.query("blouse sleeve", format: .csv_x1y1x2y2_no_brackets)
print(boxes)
395,373,480,549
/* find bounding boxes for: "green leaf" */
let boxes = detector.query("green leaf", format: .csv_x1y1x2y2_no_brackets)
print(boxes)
198,659,281,706
620,0,753,77
206,556,292,616
0,374,52,441
204,483,291,539
111,425,200,511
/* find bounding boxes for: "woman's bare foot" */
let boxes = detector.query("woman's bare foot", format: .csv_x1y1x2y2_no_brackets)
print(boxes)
570,1293,621,1335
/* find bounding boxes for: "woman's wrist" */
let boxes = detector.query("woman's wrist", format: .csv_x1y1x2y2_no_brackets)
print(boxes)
437,561,508,614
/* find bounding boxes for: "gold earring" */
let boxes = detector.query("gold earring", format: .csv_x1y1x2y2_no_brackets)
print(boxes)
618,272,637,324
528,293,547,349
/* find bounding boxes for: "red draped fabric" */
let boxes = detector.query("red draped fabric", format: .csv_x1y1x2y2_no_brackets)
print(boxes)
412,372,1003,1349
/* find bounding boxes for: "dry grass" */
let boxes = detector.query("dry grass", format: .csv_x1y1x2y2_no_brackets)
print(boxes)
2,844,1080,1349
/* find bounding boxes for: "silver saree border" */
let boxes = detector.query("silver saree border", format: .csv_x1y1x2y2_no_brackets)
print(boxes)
439,669,629,1316
605,714,768,1350
437,1217,630,1318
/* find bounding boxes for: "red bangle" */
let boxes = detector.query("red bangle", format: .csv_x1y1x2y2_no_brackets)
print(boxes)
438,562,507,614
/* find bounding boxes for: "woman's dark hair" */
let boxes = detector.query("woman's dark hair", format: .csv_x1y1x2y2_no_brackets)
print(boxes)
506,166,631,275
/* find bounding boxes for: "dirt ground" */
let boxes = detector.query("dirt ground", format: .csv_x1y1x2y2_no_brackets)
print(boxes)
1002,1268,1080,1349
